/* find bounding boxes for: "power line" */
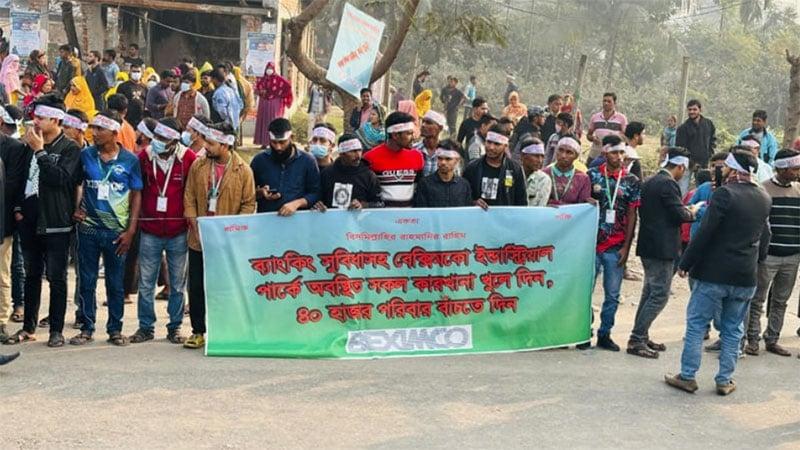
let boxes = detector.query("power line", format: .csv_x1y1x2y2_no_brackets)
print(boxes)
118,7,242,41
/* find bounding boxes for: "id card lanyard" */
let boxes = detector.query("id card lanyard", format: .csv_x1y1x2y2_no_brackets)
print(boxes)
208,158,230,213
96,155,116,201
603,167,623,223
153,156,176,212
550,168,575,202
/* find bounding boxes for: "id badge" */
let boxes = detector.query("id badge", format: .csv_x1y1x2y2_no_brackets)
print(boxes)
98,183,110,201
605,210,616,224
157,196,168,212
208,198,218,213
504,170,514,188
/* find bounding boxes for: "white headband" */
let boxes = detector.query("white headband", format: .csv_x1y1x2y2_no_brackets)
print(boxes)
660,155,689,168
269,131,292,141
486,131,508,145
338,138,362,153
205,128,235,146
557,137,580,153
386,122,415,134
90,115,121,132
33,104,65,120
312,126,336,143
521,143,545,155
725,152,750,174
186,117,208,136
624,146,641,160
774,154,800,169
137,121,154,139
154,122,181,141
423,110,447,129
603,143,626,153
740,139,760,149
0,106,15,125
435,148,460,159
62,114,87,131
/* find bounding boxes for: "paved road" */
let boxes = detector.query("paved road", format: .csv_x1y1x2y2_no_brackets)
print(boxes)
2,262,799,449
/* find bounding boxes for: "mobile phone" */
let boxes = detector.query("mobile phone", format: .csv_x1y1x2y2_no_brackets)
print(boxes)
267,189,279,195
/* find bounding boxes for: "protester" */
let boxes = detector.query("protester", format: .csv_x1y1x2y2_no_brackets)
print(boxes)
627,147,695,358
23,74,51,109
737,110,778,163
413,110,447,177
117,64,148,127
586,93,628,166
540,94,563,145
463,125,526,208
65,76,97,120
675,99,717,195
743,149,800,357
467,114,498,162
254,62,293,146
145,70,175,120
396,99,420,140
668,150,771,396
544,112,578,166
440,77,465,133
307,83,331,137
355,108,385,150
661,114,677,147
100,49,119,87
122,43,144,69
457,97,489,150
623,121,645,179
316,133,383,211
350,88,384,133
24,50,49,79
414,140,473,208
588,141,640,351
462,75,477,121
738,138,773,183
502,92,527,123
131,117,196,345
509,106,545,162
519,137,551,207
0,105,26,329
171,72,210,130
250,118,319,215
62,109,89,148
183,122,255,349
363,112,423,208
307,122,337,170
84,51,109,110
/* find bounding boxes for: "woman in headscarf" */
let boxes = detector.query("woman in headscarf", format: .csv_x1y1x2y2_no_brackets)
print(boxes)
415,89,432,117
254,62,293,146
24,50,49,78
502,91,527,123
143,66,159,89
65,76,97,118
396,99,420,140
23,73,50,108
0,54,21,104
233,66,255,123
355,107,386,150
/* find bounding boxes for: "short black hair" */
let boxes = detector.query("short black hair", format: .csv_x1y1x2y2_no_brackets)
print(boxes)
4,104,23,122
709,152,728,163
498,117,514,126
208,121,235,138
129,63,142,70
774,149,799,162
478,114,497,126
312,122,336,134
212,68,227,84
687,99,702,109
359,88,372,96
59,44,71,52
90,50,101,60
201,70,213,78
96,110,122,125
129,43,139,50
729,150,758,172
547,94,562,104
268,117,292,134
181,72,195,83
338,132,360,146
438,139,461,153
33,93,66,112
384,112,414,133
141,117,158,134
664,146,691,168
191,114,210,125
66,108,88,124
624,121,645,140
472,97,486,108
695,169,712,185
469,75,476,82
158,116,182,134
488,123,509,137
753,109,767,121
603,92,617,102
555,112,574,129
160,70,174,79
182,56,194,64
107,94,128,112
601,134,623,147
519,135,543,148
104,49,116,59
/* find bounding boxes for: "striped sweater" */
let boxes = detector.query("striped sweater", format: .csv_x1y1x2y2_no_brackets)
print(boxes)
762,178,800,257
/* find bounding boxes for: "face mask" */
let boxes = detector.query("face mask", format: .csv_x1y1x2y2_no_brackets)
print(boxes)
151,139,168,155
309,144,328,159
130,72,142,81
146,80,157,89
266,69,274,76
180,82,191,92
180,131,192,146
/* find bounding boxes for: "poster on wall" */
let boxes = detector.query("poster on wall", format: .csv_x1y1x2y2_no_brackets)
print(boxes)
10,11,41,62
245,32,276,77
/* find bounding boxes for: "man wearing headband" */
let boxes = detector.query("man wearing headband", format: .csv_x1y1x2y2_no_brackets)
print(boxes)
413,110,447,177
463,124,526,209
250,118,320,215
738,137,773,182
587,137,641,352
675,99,717,195
544,112,576,167
182,115,210,157
518,137,551,207
586,92,628,165
184,122,255,349
5,95,81,348
0,104,22,138
467,114,498,162
413,139,472,208
628,147,696,359
669,151,770,396
743,149,800,358
541,136,591,206
363,112,424,208
509,106,545,163
307,122,337,170
70,110,142,348
62,109,89,148
737,110,778,164
107,94,137,153
131,117,197,345
315,133,383,211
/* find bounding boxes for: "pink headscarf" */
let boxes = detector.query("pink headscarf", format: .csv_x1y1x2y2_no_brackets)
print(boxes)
0,54,21,97
396,99,420,139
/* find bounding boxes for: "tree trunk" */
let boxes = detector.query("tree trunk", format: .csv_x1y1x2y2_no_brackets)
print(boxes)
341,93,359,133
61,2,82,55
783,50,800,148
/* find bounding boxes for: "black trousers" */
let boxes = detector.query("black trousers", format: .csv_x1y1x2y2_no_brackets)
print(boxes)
188,248,205,334
20,231,71,334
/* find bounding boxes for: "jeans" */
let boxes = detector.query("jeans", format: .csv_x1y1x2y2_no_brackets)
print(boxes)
629,258,675,345
137,232,187,333
680,279,755,385
746,254,800,344
594,250,625,336
11,231,24,308
78,228,127,335
188,248,206,334
20,231,71,334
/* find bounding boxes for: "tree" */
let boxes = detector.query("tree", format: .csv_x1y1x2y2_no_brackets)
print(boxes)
783,49,800,147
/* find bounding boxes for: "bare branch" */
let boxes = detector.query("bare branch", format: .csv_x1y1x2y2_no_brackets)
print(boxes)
285,0,335,90
371,0,421,83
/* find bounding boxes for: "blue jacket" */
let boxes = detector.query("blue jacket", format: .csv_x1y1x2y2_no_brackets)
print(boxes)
250,145,320,213
737,128,778,164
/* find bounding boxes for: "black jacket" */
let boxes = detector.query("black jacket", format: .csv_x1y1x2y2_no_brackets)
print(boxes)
0,135,29,238
16,133,81,235
675,116,717,167
413,173,473,207
463,156,527,206
117,81,148,126
540,114,557,145
636,170,694,260
319,158,383,209
679,181,771,287
85,65,110,111
457,117,479,151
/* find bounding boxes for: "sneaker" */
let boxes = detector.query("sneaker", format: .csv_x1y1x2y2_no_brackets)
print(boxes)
576,342,591,350
705,339,721,352
183,333,205,349
765,343,791,357
129,329,155,344
664,373,698,393
596,335,620,352
744,341,759,356
716,380,736,396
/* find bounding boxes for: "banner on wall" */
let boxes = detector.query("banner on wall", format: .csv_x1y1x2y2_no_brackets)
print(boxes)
198,205,597,359
245,32,276,77
10,11,41,62
325,3,385,98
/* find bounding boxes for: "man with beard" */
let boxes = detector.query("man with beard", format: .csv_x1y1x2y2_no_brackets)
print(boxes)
315,133,383,211
737,110,778,164
413,140,472,208
675,99,717,195
463,125,527,208
457,97,489,150
519,137,551,207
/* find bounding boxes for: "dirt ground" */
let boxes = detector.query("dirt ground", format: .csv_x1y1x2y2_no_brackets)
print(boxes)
1,256,799,449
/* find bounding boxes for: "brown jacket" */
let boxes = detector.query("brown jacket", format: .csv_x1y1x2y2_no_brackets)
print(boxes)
184,151,256,250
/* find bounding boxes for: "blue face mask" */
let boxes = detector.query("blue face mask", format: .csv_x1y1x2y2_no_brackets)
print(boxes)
180,131,192,147
151,139,168,155
309,144,328,159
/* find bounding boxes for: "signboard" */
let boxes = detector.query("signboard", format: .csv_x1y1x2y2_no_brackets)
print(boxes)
245,32,276,77
10,11,41,61
325,3,385,98
198,205,597,359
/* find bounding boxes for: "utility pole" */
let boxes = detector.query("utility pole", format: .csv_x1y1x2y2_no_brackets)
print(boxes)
678,56,690,123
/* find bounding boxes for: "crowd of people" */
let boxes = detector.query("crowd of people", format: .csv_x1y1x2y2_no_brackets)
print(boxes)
0,41,797,398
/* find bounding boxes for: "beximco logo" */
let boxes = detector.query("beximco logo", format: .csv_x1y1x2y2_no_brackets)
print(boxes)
346,325,473,354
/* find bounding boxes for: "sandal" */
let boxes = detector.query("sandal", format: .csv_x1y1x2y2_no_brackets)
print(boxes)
626,345,659,359
10,308,23,323
47,332,65,348
3,330,36,345
107,332,129,347
38,317,50,328
167,329,186,344
647,340,667,352
129,329,154,344
183,333,205,349
69,332,94,346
